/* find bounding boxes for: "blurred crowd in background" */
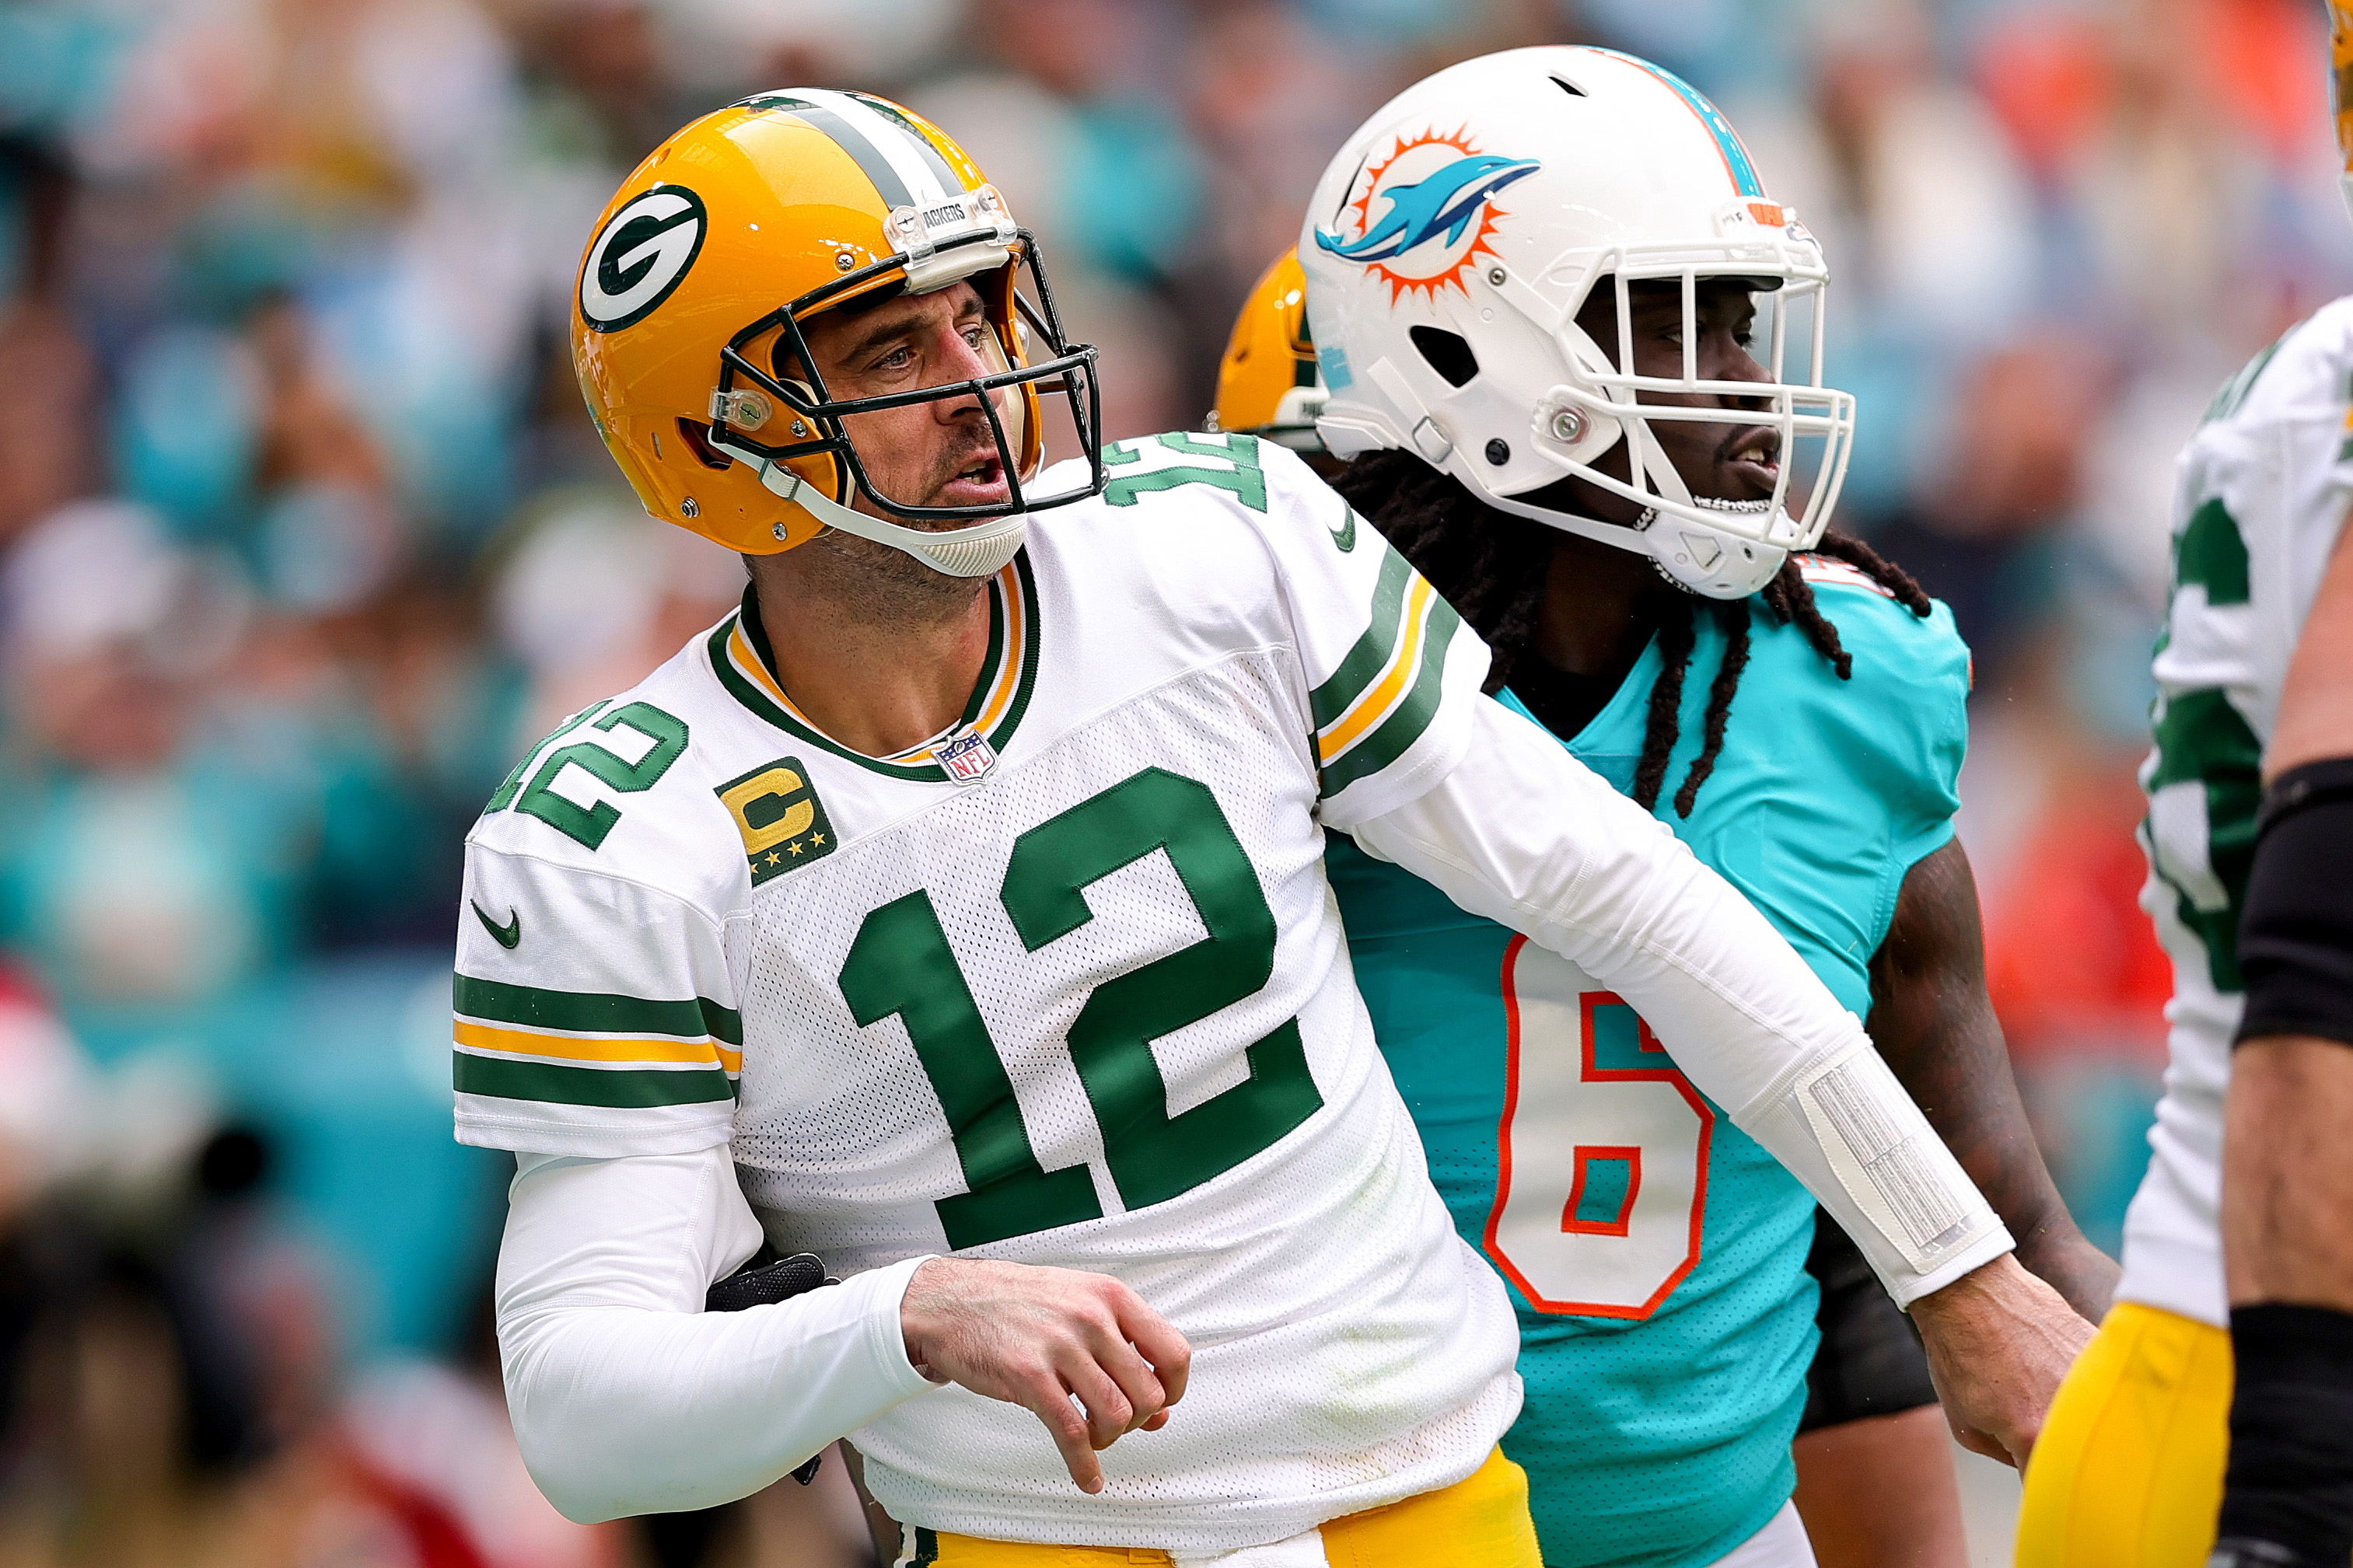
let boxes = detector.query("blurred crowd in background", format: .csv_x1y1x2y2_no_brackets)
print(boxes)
0,0,2339,1563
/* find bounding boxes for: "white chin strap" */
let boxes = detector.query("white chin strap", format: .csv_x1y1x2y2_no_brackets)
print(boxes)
715,436,1026,580
1484,424,1789,600
1639,505,1788,599
1621,423,1787,598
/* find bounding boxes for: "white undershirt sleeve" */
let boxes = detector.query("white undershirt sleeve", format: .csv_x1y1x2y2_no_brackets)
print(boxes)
1348,694,2013,1306
495,1144,939,1522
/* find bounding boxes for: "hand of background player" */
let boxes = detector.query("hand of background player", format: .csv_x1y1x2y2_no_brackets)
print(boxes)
2012,1224,2122,1324
899,1257,1192,1494
1911,1252,2095,1468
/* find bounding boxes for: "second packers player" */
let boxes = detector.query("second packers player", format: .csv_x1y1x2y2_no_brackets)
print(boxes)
1274,47,2107,1568
470,84,2090,1568
2015,9,2353,1563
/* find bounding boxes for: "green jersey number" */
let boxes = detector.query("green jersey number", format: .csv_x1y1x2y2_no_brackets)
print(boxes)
2145,686,2260,992
484,700,611,813
488,701,690,852
839,767,1323,1250
2145,491,2260,992
1103,432,1267,512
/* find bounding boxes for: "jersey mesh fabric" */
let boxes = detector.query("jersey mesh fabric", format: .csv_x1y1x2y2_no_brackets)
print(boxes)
456,435,1518,1552
729,651,1519,1539
2120,296,2353,1329
1331,572,1970,1568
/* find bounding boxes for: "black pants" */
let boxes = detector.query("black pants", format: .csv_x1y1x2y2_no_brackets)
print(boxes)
1798,1207,1940,1434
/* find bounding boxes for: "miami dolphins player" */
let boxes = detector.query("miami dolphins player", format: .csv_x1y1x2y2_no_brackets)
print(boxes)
1292,48,2109,1567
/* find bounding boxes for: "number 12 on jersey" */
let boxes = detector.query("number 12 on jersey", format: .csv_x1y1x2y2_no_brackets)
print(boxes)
1484,936,1713,1320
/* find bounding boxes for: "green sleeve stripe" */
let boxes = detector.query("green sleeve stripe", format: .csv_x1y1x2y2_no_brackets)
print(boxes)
1320,594,1463,798
1308,548,1415,730
454,974,744,1046
454,1052,737,1109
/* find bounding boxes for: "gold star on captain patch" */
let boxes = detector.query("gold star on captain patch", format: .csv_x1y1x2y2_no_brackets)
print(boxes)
764,852,781,867
810,833,827,847
787,840,805,855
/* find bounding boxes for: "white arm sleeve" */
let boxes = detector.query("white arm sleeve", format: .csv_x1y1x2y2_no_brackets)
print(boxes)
495,1144,938,1522
1349,695,2012,1306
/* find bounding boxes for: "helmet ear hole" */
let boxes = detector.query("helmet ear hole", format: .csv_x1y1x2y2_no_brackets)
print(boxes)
675,417,736,471
1409,326,1479,388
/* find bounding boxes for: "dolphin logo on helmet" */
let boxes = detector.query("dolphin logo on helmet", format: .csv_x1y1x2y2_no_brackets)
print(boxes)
1300,47,1858,600
1313,153,1539,267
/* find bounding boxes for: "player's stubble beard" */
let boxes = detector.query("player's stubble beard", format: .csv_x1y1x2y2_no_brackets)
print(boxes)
795,522,991,627
800,421,1019,623
746,412,1019,630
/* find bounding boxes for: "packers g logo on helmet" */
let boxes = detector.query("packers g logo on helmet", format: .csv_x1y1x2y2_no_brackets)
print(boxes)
580,188,708,332
571,88,1103,572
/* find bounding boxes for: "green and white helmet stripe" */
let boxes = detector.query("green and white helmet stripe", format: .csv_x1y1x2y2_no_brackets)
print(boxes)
736,87,963,211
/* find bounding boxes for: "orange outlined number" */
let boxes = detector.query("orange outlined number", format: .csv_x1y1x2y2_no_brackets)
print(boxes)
1484,936,1714,1320
1562,1146,1642,1237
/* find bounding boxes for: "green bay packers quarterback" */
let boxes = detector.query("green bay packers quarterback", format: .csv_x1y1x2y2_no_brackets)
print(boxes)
467,87,2072,1566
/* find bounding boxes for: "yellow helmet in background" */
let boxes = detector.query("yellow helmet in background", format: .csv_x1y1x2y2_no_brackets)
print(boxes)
572,89,1102,574
2334,1,2353,225
1208,247,1327,451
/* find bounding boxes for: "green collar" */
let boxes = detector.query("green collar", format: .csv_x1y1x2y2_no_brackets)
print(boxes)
709,553,1041,782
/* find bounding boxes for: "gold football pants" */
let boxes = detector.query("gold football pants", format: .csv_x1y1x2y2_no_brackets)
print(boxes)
896,1446,1541,1566
2014,1301,2232,1568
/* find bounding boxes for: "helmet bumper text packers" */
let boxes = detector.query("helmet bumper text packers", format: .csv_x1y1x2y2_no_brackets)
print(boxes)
572,88,1104,575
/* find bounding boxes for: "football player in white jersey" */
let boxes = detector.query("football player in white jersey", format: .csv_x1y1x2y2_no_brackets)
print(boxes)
2209,414,2353,1568
467,89,2088,1566
2207,31,2353,1566
2016,13,2353,1564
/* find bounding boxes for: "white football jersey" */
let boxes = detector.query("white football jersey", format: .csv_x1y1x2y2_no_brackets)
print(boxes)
2121,299,2353,1328
452,434,1522,1549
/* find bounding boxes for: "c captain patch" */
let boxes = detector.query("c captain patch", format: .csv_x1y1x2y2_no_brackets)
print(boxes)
717,759,837,885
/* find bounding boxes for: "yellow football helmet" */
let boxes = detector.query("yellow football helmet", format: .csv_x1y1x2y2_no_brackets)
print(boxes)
572,89,1101,574
1208,248,1327,451
2334,1,2353,225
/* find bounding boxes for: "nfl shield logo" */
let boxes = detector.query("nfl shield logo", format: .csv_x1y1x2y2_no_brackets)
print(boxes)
939,729,998,785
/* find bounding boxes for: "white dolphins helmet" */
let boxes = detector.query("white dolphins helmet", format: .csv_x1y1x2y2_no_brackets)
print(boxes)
1299,45,1856,599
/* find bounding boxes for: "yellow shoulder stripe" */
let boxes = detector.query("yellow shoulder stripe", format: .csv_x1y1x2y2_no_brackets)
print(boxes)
1318,576,1435,763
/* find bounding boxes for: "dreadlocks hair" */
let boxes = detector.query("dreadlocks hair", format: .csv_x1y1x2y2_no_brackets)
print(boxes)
1330,450,1933,818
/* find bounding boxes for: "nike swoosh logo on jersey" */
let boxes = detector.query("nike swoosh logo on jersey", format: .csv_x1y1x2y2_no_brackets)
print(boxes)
472,902,522,949
1328,502,1357,552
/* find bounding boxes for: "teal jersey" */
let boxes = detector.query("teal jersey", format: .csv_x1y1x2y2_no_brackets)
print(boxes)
1330,561,1970,1567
